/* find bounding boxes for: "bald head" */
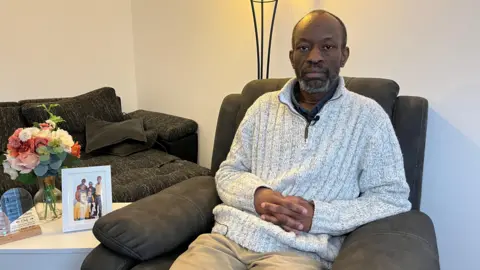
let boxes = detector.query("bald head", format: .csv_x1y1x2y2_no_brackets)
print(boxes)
292,10,347,49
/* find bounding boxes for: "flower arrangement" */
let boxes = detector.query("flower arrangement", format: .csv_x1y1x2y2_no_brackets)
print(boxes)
1,104,81,184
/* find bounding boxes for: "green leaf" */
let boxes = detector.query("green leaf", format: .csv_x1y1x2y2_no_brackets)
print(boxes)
53,147,63,154
32,122,40,128
63,154,80,167
34,164,49,177
0,154,6,164
39,154,50,162
17,172,37,185
55,152,67,161
49,159,62,170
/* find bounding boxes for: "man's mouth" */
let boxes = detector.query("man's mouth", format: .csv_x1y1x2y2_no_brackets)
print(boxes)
304,72,325,79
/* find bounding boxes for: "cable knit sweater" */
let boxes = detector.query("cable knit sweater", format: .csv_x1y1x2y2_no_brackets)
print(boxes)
212,77,412,268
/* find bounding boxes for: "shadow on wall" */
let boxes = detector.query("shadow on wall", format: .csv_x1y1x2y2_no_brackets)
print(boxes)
421,107,479,270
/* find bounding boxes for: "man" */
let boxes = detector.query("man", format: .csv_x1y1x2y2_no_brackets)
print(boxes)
76,179,86,191
87,181,96,218
95,176,102,218
170,10,411,270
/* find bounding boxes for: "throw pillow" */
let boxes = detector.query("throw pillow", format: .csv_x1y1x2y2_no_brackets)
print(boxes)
85,116,155,156
0,106,26,153
21,87,124,135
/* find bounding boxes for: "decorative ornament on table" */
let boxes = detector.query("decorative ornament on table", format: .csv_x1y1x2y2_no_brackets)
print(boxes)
1,104,81,221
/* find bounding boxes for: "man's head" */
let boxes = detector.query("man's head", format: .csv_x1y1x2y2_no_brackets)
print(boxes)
97,176,102,183
89,182,93,186
290,10,350,93
81,179,86,184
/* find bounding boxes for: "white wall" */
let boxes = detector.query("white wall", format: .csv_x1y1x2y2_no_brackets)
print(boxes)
322,0,479,269
132,0,318,168
0,0,138,112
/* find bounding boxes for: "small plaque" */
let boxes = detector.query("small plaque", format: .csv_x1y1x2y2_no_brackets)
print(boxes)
0,188,42,245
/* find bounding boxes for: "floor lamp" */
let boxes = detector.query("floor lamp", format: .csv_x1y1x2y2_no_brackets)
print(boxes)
250,0,279,80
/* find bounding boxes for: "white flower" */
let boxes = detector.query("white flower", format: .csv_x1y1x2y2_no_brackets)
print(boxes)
19,127,40,142
26,127,40,136
18,129,32,142
2,160,18,180
51,128,74,149
36,129,52,139
46,120,56,129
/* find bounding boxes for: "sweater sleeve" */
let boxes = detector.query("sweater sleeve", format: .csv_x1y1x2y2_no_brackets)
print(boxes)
215,103,271,214
309,114,412,236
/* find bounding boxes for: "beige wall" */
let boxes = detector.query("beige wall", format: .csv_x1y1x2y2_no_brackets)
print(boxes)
132,0,319,168
0,0,138,112
322,1,480,269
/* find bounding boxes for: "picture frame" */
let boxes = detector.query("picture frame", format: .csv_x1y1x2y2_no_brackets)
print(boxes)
61,165,112,233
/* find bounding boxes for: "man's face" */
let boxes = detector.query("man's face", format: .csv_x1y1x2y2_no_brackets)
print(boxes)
97,177,102,183
289,13,349,93
82,179,86,184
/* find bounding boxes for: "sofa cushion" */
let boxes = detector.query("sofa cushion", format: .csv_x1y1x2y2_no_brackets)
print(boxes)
126,110,198,141
20,87,124,146
85,116,148,155
0,106,27,154
78,149,211,202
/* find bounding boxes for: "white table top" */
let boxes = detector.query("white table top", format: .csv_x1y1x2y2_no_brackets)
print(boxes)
0,203,129,254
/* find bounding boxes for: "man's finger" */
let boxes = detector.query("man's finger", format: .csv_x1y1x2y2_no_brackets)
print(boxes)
261,214,280,225
274,213,304,231
261,202,296,216
280,199,308,215
282,225,301,235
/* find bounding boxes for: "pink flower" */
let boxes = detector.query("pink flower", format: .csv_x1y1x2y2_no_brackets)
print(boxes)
34,137,49,148
18,139,35,153
10,152,40,174
8,135,21,149
39,123,51,130
13,128,23,137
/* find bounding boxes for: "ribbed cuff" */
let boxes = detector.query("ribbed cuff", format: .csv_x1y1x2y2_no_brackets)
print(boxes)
310,200,338,234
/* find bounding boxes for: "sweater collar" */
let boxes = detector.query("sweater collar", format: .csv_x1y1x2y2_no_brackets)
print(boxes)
278,76,346,108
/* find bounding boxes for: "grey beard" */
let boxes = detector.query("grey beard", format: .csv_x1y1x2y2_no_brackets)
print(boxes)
299,79,330,93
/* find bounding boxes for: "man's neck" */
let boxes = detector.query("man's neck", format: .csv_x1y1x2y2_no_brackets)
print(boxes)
298,77,339,110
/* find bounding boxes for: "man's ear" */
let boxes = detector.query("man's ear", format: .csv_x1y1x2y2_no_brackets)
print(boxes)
289,50,294,67
341,46,350,67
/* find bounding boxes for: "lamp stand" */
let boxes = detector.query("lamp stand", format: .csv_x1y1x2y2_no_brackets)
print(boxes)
250,0,279,80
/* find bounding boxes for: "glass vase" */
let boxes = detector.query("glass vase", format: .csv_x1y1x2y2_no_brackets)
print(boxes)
34,176,62,221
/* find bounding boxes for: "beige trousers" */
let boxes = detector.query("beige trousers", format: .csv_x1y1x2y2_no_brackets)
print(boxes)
169,233,323,270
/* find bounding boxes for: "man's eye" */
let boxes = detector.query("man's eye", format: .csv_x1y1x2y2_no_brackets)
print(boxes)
298,46,309,52
323,45,334,50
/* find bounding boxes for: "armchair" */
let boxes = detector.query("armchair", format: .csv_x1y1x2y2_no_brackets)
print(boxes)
82,77,440,270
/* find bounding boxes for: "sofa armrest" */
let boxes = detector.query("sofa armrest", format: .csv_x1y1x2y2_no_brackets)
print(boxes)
92,176,220,261
126,109,198,141
332,211,440,270
81,244,137,270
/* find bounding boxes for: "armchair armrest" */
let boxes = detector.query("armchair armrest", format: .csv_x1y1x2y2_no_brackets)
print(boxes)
92,176,220,261
81,244,137,270
333,211,440,270
126,109,198,141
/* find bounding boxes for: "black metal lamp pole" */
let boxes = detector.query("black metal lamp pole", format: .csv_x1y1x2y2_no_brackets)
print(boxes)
250,0,279,80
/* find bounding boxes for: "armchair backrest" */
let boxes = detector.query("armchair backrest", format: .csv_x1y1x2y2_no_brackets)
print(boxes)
211,77,428,210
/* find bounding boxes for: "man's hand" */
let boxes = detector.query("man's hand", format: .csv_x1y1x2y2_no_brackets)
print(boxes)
254,188,313,233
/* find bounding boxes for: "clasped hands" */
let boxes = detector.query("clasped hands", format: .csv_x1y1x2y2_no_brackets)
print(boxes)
254,187,314,234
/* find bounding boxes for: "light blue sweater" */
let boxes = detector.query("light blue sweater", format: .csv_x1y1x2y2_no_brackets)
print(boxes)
212,77,411,268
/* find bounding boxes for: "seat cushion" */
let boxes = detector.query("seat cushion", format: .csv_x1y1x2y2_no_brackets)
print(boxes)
78,149,211,202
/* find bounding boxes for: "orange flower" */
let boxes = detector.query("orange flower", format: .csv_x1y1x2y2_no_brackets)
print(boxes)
71,142,81,158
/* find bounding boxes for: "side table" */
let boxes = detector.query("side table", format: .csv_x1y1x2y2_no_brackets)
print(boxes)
0,203,129,269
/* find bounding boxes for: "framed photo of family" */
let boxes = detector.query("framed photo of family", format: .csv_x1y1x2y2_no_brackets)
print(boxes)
61,165,113,233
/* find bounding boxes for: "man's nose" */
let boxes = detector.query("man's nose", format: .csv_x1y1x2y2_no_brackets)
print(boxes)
307,46,324,64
